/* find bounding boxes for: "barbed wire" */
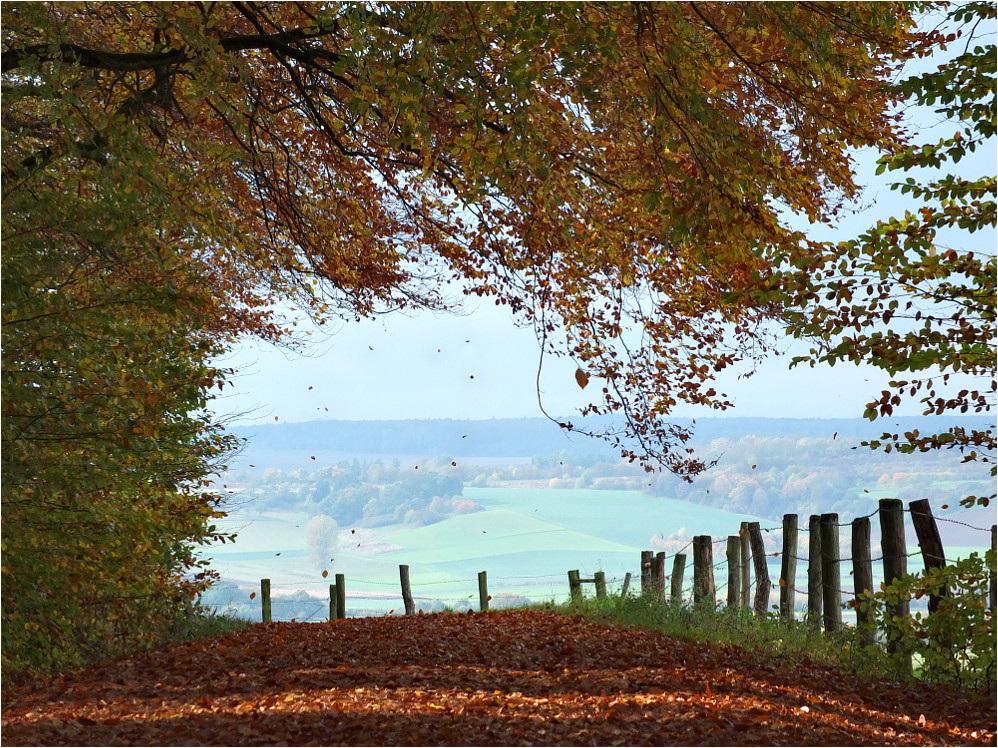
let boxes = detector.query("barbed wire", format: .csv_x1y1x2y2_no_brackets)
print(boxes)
925,513,995,533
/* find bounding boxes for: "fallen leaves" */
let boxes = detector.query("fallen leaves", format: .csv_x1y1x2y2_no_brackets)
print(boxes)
1,610,994,746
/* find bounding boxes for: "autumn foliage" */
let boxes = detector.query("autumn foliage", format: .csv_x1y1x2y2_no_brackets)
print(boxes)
2,611,995,746
1,1,939,677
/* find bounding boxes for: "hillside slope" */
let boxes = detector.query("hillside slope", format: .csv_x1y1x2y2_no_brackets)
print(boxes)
3,610,994,746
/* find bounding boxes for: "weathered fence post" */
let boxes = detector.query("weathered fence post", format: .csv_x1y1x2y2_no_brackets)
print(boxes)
400,564,415,615
726,535,741,610
568,569,582,603
594,571,607,600
329,583,337,622
747,522,771,616
692,535,716,608
641,551,653,594
334,573,346,620
819,513,842,633
621,572,632,597
851,516,875,646
739,521,752,609
780,514,798,621
807,515,822,631
478,570,489,612
879,498,911,675
909,499,948,613
670,553,686,605
653,552,666,599
261,578,272,623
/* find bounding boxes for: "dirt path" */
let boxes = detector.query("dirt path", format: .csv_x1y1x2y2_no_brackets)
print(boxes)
3,610,994,746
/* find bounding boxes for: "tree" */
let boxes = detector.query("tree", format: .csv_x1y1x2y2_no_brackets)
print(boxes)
2,2,928,674
1,153,240,673
772,2,996,507
2,1,927,471
304,514,339,572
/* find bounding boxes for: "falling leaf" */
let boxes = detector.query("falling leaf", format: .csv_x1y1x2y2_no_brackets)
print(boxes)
575,367,590,389
249,591,256,600
322,570,329,578
311,456,316,460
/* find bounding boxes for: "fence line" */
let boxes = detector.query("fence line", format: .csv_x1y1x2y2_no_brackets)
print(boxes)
237,498,996,650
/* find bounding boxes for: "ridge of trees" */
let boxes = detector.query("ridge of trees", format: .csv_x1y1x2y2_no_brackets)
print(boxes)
228,431,993,530
229,415,994,465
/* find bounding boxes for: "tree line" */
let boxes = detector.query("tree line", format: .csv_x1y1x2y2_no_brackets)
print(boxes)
228,431,992,530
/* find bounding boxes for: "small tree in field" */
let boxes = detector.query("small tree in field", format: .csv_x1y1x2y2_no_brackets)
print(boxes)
305,515,339,574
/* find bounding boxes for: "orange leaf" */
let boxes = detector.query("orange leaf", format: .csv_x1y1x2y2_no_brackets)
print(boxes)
575,367,590,389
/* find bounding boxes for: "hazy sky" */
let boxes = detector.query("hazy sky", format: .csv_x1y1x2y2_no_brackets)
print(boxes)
212,27,995,428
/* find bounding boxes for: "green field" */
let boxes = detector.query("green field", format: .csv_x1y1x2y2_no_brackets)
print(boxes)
203,486,992,622
204,487,778,617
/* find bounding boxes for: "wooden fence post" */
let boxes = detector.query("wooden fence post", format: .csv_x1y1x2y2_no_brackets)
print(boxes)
670,553,686,605
478,570,489,611
261,578,272,623
641,551,653,594
594,571,607,600
747,522,771,616
621,572,632,597
739,521,752,609
400,564,415,615
692,535,716,608
909,499,948,613
819,513,842,633
726,535,741,610
334,573,346,620
807,515,822,631
568,569,582,603
329,583,337,622
780,514,798,621
653,552,666,599
851,516,875,646
879,498,911,675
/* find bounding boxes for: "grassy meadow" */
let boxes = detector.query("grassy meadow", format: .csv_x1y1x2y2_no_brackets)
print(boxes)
202,485,994,622
203,487,777,619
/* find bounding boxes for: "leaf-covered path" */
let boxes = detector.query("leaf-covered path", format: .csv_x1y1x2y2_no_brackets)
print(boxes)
3,610,994,746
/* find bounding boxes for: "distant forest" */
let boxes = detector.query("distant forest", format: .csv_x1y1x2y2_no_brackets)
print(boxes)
224,417,993,525
229,415,993,465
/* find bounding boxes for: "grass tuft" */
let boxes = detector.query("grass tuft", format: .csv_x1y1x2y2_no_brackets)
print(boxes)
526,593,896,680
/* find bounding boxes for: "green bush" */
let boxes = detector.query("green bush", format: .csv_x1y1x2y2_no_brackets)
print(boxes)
868,551,996,691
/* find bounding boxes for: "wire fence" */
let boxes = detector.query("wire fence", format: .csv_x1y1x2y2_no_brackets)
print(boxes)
207,499,996,625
